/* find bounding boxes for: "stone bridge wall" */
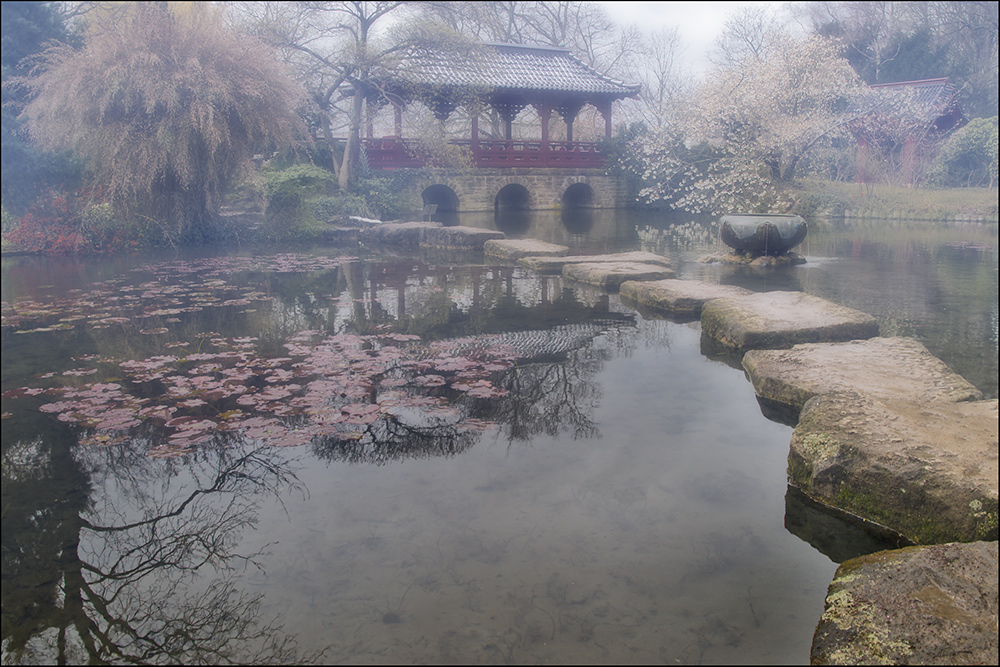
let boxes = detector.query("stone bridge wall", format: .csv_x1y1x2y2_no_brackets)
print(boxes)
396,167,629,212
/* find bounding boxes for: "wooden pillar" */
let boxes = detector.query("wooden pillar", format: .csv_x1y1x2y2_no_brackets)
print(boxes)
471,107,480,152
556,99,585,145
534,103,552,164
596,99,613,137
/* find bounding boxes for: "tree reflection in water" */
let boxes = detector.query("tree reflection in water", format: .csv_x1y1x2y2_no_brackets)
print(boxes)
2,251,640,662
2,429,318,664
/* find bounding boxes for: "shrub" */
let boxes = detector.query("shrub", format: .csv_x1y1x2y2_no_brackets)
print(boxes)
261,164,335,239
928,116,998,189
1,185,161,253
312,194,373,221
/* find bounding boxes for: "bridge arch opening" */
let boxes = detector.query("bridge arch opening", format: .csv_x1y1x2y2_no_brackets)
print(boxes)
421,184,460,225
495,183,531,212
561,182,595,209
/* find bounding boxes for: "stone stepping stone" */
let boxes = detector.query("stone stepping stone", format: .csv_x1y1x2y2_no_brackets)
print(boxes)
620,279,753,320
421,225,505,250
360,221,441,246
743,337,983,420
519,251,671,274
483,238,569,259
790,391,998,545
701,291,879,353
811,541,998,665
562,261,676,292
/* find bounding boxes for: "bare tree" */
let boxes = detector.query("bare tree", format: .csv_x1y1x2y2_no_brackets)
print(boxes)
709,4,785,69
420,1,643,80
233,1,477,191
634,26,690,129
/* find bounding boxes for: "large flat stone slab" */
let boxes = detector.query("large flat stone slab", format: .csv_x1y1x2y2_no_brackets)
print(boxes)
811,541,998,665
519,251,672,274
561,261,676,292
743,337,983,421
420,225,505,250
483,238,569,260
360,221,441,246
620,279,753,320
700,291,879,353
789,391,998,545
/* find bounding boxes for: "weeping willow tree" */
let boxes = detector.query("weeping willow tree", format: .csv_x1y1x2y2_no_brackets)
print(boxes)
21,3,304,242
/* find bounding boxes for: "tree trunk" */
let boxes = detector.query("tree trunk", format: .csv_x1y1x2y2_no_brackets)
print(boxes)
319,106,340,179
338,87,365,191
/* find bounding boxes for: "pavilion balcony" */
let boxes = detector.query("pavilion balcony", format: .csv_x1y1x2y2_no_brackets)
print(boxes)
362,137,607,170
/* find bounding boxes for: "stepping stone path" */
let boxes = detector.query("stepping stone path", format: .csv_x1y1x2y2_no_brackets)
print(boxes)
561,261,676,291
356,230,996,663
811,541,998,665
620,278,752,320
743,337,983,419
483,238,569,259
790,391,998,544
701,291,879,353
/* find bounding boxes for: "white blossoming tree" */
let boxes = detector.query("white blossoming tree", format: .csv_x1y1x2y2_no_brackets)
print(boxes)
638,36,866,215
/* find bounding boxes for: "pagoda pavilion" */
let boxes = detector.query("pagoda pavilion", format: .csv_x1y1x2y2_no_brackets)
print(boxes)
360,42,641,171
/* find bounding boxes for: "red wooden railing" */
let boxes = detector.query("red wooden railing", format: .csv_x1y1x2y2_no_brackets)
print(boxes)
361,137,606,169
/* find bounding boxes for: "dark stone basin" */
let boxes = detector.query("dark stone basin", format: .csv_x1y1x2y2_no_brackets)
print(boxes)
720,214,807,256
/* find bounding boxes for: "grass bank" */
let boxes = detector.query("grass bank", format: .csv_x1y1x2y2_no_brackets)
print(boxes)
787,178,998,222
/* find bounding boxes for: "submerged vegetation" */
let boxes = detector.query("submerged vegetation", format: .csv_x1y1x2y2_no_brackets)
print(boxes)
1,253,520,460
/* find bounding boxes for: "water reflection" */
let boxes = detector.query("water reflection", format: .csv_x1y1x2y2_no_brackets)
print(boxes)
2,209,996,663
2,426,313,664
783,486,912,563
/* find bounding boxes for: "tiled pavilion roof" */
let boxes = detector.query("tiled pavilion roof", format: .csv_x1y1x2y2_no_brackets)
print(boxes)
857,78,963,130
375,42,641,100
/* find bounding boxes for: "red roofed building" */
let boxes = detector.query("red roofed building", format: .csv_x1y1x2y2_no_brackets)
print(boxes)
851,78,964,186
360,42,641,170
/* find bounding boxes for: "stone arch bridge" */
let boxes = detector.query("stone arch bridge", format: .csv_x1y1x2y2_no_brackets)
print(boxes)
397,168,628,214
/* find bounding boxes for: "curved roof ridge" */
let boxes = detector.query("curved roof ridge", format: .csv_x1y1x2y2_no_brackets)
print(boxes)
484,41,571,54
553,45,642,94
377,40,640,99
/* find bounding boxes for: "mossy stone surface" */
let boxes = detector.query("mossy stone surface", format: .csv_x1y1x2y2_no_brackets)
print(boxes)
789,391,998,545
811,541,998,665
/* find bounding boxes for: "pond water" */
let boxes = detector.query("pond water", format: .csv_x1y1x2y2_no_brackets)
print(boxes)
1,210,996,664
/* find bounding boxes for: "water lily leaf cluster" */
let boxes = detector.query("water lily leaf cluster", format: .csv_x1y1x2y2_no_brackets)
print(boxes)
2,253,520,459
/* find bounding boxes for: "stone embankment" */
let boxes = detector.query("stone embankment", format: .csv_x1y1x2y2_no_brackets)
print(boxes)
360,223,998,663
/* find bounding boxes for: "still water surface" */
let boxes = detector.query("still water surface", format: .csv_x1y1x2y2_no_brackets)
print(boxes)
2,210,996,664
